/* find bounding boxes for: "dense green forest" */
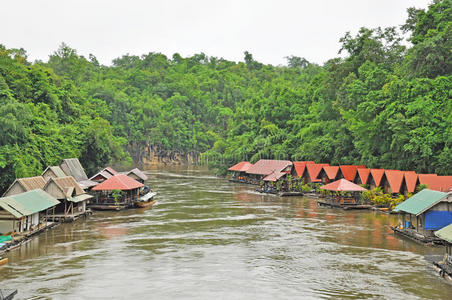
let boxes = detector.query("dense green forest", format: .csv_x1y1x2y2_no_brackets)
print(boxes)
0,0,450,192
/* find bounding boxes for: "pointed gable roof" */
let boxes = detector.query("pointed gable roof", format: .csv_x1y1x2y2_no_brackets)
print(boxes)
228,161,253,172
292,161,315,177
126,168,148,181
370,169,385,186
384,170,404,193
104,167,119,176
44,176,85,200
404,172,419,193
3,176,47,197
306,163,329,182
92,174,144,191
339,165,366,181
357,168,371,184
60,158,88,182
42,166,66,179
246,160,292,176
322,166,340,180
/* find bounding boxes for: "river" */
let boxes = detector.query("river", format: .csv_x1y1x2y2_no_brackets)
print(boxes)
1,168,451,299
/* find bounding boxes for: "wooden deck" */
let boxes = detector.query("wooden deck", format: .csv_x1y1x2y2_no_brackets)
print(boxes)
317,200,372,210
391,226,445,245
47,210,92,222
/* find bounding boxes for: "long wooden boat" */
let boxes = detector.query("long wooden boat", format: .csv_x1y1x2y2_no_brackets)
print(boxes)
0,257,8,265
0,289,18,300
135,192,157,208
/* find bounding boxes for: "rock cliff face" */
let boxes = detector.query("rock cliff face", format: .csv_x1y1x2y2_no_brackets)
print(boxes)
128,144,200,167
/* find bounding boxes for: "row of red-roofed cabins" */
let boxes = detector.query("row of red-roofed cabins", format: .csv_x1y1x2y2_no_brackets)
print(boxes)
228,160,452,195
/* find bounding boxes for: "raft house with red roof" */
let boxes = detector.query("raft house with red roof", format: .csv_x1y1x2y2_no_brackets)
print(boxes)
89,174,145,211
227,161,253,183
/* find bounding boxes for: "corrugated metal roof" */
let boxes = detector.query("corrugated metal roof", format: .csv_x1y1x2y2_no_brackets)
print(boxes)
69,194,93,203
0,189,60,218
357,168,370,184
60,158,88,182
3,176,47,197
263,171,286,182
45,176,85,198
435,223,452,244
228,161,252,172
306,163,329,182
370,169,385,186
320,179,367,192
90,170,113,181
42,166,67,178
92,174,144,191
78,180,99,189
127,168,148,181
385,170,404,194
393,189,448,216
104,167,119,176
246,160,292,176
404,172,419,193
322,166,340,180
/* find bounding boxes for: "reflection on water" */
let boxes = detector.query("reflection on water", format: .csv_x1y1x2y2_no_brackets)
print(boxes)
1,168,451,299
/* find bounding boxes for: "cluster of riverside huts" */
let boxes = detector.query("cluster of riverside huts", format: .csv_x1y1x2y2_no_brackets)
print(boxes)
228,159,452,281
0,158,152,255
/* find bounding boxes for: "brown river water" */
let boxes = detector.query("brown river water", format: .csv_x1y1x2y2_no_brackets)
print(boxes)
1,168,452,299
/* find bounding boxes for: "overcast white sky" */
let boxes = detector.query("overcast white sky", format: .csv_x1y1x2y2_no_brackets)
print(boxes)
0,0,431,66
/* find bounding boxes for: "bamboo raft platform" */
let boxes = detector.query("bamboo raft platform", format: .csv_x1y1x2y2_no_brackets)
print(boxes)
47,210,92,223
432,260,452,283
0,222,59,255
278,191,304,197
317,200,372,210
391,226,445,245
88,204,129,211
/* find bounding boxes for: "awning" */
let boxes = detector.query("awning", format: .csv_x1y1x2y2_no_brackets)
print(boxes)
68,194,93,203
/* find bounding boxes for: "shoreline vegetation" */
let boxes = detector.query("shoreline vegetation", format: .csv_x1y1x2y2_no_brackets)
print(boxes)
0,0,450,196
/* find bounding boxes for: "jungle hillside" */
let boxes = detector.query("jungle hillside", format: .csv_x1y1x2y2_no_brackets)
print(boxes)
0,0,450,192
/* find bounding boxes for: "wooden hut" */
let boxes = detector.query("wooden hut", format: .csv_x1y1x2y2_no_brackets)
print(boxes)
44,176,92,221
403,172,419,195
90,167,120,183
228,161,253,183
305,163,329,184
0,189,60,235
245,160,292,185
369,169,385,189
290,161,315,184
125,168,148,184
2,176,46,197
60,158,98,190
317,166,340,184
89,174,144,210
338,165,366,182
41,166,66,181
434,224,452,281
392,189,452,244
354,168,371,186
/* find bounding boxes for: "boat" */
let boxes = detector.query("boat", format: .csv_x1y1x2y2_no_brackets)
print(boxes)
0,289,17,300
0,257,8,266
135,192,157,208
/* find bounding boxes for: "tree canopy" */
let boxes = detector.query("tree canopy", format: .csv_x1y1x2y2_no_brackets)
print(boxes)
0,0,450,192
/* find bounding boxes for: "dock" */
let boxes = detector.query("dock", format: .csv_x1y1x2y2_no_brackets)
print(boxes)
391,226,445,245
317,200,372,210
